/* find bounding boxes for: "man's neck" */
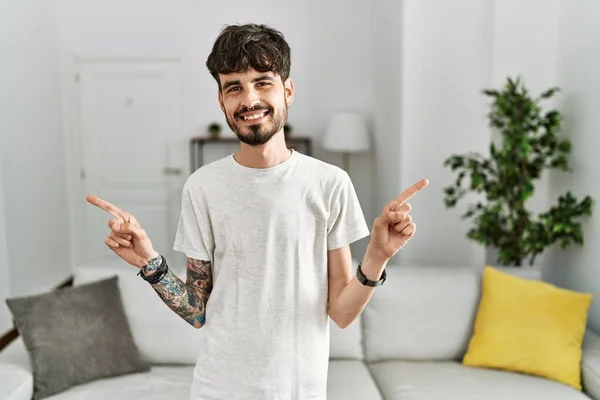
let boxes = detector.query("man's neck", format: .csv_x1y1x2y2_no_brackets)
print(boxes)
233,132,292,169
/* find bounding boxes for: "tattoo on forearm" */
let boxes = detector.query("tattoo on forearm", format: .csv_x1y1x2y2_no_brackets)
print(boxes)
145,255,162,273
150,258,213,328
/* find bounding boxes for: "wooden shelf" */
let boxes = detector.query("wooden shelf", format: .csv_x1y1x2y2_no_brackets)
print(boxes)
189,136,312,173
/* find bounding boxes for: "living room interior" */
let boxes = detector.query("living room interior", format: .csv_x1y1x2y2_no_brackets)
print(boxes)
2,0,600,399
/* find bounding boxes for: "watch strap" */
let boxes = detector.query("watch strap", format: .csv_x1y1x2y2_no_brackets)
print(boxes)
356,262,386,287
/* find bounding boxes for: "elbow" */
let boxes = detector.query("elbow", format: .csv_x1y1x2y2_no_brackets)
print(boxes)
186,313,206,329
334,320,351,329
329,312,356,329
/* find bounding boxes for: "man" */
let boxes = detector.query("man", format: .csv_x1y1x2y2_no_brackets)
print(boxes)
87,23,428,400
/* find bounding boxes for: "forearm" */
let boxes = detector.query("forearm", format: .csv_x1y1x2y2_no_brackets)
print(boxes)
148,269,207,328
328,249,388,328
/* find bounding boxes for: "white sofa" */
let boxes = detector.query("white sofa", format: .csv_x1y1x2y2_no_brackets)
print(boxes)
2,263,600,400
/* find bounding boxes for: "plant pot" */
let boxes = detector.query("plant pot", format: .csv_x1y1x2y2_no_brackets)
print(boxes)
484,247,542,280
208,129,220,139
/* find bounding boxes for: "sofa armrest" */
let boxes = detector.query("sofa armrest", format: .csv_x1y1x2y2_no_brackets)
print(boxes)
0,362,33,400
582,329,600,399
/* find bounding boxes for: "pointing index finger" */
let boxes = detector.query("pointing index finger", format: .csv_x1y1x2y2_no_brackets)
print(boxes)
388,178,430,211
86,195,125,220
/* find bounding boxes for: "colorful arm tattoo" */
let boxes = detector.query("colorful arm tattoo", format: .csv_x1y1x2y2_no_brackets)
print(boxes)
149,258,213,328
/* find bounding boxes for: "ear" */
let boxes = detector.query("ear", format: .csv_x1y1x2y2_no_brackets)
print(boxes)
284,78,295,107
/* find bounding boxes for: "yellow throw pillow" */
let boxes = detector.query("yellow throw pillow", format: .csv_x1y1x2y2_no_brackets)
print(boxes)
463,266,593,390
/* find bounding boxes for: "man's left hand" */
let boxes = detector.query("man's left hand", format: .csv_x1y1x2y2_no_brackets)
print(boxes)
367,178,429,262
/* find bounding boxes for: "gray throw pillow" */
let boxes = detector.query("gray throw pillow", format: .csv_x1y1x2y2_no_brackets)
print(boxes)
6,275,150,399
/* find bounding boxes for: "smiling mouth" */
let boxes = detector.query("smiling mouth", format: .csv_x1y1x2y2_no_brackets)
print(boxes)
239,110,269,122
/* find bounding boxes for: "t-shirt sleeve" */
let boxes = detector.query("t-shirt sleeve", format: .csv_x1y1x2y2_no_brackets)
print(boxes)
326,171,371,250
173,181,214,262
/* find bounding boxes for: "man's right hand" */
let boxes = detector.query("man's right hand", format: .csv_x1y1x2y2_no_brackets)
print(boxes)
86,195,159,268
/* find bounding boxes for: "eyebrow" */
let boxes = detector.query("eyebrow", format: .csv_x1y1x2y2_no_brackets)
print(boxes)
222,75,275,91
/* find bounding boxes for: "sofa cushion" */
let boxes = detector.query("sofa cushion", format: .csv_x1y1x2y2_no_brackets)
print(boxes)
582,330,600,400
5,276,150,400
362,266,480,362
368,360,589,400
0,361,33,400
38,366,193,400
73,264,206,365
327,360,382,400
1,361,379,400
0,338,34,399
0,337,30,371
329,315,363,360
463,266,593,391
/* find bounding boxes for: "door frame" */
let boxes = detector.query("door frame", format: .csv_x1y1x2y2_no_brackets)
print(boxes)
60,54,187,269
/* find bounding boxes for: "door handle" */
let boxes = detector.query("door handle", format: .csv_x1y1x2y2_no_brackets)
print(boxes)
163,167,182,175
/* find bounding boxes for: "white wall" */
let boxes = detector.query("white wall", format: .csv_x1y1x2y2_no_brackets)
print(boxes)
306,0,375,258
392,0,494,267
544,0,600,332
0,0,71,309
0,158,11,332
370,0,403,238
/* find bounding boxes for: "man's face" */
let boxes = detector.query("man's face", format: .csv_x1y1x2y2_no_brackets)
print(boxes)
218,69,294,146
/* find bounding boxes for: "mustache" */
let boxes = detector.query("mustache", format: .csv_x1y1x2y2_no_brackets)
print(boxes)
234,105,272,119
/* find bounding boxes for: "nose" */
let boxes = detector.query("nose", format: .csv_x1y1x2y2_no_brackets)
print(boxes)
240,87,260,109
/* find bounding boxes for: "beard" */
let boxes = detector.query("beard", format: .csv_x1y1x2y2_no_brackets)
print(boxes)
225,103,288,147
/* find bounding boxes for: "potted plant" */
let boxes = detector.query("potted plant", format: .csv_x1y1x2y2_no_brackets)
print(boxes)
208,122,221,139
442,76,594,268
284,123,293,138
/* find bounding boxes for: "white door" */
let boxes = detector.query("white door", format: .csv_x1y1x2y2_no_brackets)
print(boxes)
77,59,186,268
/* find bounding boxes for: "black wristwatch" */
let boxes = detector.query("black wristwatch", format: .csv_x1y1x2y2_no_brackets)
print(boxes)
356,262,386,287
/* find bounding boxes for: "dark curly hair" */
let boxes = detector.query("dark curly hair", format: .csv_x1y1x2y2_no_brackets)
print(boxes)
206,23,291,90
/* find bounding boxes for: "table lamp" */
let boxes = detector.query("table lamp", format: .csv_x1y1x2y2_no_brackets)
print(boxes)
322,111,370,172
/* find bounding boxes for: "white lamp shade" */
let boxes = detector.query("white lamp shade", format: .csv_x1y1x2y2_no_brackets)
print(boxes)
322,111,370,152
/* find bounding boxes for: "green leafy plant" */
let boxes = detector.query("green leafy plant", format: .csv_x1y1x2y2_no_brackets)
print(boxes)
443,76,594,267
207,122,221,139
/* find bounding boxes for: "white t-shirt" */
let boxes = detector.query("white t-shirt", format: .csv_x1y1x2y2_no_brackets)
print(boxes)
173,150,370,400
